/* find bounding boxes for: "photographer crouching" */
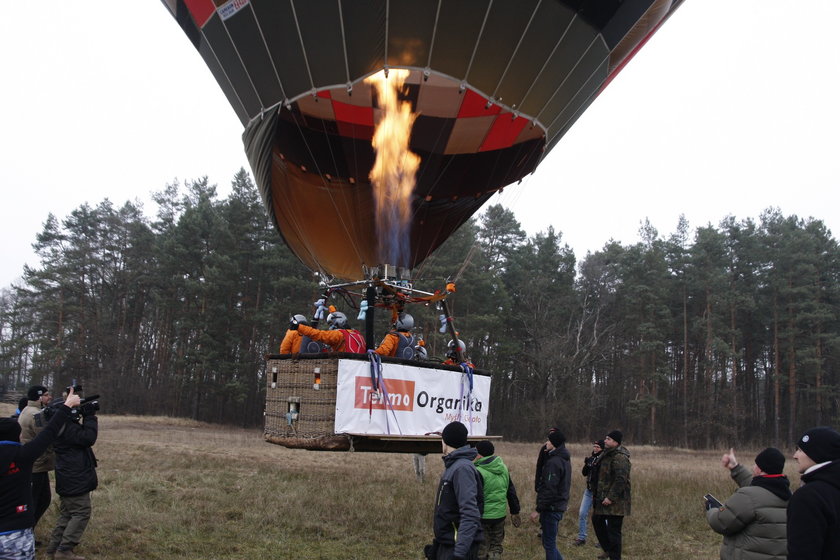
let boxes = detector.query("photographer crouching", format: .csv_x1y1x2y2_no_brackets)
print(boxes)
44,386,99,560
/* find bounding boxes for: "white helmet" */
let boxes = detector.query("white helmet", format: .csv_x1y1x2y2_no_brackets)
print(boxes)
326,311,347,329
414,345,428,360
447,339,466,357
292,314,309,326
395,313,414,331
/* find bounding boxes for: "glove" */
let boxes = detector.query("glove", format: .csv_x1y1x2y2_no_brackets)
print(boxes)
288,318,299,331
511,513,521,527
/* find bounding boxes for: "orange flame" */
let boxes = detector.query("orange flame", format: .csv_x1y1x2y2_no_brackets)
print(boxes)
365,69,420,266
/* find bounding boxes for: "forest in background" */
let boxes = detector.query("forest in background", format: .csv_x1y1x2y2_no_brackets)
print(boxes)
1,170,838,448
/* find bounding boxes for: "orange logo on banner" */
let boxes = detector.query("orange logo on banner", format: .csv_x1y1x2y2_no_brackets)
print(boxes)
354,376,415,411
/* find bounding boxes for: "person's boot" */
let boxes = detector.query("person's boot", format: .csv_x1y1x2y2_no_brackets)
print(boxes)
54,549,85,560
573,538,586,546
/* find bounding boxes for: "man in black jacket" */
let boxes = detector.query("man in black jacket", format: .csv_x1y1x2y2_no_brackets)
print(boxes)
45,391,98,560
428,421,483,560
0,389,80,559
530,429,571,560
787,426,840,560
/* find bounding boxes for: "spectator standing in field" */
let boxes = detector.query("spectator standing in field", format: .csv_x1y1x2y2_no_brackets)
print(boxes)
592,430,631,560
706,447,790,560
46,388,99,560
787,426,840,560
529,430,571,560
17,385,55,527
473,440,520,560
573,440,604,547
427,421,483,560
0,389,80,560
11,398,28,419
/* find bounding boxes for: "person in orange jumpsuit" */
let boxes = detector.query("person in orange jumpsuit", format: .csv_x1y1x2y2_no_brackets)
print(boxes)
289,312,366,353
442,339,475,368
279,314,325,354
373,313,416,359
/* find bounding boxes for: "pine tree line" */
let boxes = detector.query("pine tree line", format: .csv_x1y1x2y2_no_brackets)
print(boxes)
1,171,838,447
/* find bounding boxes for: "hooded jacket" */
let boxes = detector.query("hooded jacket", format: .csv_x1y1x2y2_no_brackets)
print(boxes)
0,404,72,533
434,445,484,557
475,455,520,520
707,464,790,560
593,444,631,516
53,414,98,497
535,445,571,513
787,459,840,560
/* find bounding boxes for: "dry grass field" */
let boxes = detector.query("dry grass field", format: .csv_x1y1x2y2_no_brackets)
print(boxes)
2,404,802,559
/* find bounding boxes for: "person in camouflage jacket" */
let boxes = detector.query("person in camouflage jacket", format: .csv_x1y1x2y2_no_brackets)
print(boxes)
592,430,631,560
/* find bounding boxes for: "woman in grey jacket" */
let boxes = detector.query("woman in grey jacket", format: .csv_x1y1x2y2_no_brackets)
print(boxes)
706,448,791,560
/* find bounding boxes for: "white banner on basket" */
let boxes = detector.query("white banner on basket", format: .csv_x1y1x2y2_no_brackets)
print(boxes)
333,359,490,436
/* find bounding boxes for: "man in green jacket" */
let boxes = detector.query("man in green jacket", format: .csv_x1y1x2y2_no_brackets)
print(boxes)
474,441,520,560
706,447,790,560
592,430,631,560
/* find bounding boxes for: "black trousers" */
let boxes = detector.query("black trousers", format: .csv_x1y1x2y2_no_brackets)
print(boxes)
31,471,52,525
592,514,624,560
435,540,481,560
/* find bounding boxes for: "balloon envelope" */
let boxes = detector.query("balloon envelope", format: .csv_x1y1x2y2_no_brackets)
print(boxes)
163,0,684,280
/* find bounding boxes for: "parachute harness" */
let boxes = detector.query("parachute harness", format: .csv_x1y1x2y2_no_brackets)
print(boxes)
366,350,402,435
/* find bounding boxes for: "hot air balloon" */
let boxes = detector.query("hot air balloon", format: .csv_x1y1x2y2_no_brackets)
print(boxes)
162,0,685,282
161,0,685,452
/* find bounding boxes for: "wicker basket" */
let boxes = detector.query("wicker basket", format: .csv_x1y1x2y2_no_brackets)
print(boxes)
263,353,498,452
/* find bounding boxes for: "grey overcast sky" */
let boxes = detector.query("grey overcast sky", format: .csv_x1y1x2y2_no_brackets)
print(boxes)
2,1,838,288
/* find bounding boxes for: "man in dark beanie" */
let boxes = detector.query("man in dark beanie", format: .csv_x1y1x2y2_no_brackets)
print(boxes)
0,389,80,559
707,447,790,559
592,430,631,560
426,422,483,560
17,385,55,529
787,426,840,559
529,429,571,560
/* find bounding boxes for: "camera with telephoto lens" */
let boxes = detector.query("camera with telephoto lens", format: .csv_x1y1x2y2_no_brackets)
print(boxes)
77,395,100,417
38,386,101,425
65,384,99,417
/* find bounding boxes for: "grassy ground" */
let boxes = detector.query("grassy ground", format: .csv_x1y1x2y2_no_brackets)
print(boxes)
4,406,799,559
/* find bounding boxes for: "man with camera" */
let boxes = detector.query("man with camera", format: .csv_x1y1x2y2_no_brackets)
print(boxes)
45,386,99,560
1,388,81,559
17,385,55,529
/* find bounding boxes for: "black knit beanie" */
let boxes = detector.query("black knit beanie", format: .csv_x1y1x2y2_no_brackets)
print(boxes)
475,440,494,457
607,430,623,445
755,447,785,475
797,426,840,463
442,421,468,449
0,419,22,442
548,430,566,448
27,385,48,401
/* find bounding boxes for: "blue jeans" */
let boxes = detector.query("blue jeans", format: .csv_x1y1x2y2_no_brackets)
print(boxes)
540,511,564,560
578,488,593,540
0,527,35,560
